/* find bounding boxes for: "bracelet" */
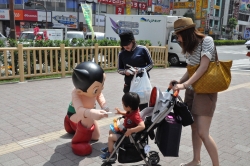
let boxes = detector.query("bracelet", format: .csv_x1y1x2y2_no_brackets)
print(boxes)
183,83,187,89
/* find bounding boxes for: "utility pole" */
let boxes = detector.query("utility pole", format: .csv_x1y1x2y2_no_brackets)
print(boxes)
77,0,80,31
9,0,16,39
138,1,140,15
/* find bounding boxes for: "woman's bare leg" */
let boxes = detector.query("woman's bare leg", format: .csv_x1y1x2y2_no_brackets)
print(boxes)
196,115,219,166
181,115,219,166
181,115,202,166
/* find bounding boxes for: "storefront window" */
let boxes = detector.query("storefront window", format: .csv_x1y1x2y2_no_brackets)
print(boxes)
23,0,45,10
96,4,107,14
15,0,22,4
14,0,23,9
0,0,7,9
66,0,77,12
56,1,65,12
215,9,219,17
46,1,56,11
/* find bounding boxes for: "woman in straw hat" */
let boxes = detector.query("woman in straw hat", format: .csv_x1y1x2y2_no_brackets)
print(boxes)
169,18,219,166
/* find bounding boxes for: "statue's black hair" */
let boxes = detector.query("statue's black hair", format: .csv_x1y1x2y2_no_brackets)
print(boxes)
72,62,104,92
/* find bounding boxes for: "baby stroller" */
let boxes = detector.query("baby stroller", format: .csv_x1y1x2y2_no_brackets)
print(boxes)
101,86,180,166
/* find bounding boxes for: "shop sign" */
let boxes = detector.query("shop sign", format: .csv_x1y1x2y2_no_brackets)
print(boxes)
37,11,52,22
209,0,214,16
148,0,152,6
154,5,162,13
20,22,30,32
206,13,210,30
52,11,78,29
23,10,37,21
201,19,206,27
0,9,9,20
126,0,131,14
174,2,194,9
195,0,202,19
202,0,208,8
213,5,220,10
14,10,24,20
98,0,126,7
131,1,147,10
95,15,105,26
115,6,124,15
201,10,207,19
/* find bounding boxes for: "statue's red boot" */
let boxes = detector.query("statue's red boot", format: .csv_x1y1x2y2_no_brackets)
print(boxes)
71,121,94,156
64,115,77,134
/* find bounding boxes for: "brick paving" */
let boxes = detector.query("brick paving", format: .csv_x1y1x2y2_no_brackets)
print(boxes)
0,68,250,166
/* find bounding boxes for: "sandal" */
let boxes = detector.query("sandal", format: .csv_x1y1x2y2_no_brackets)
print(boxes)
180,162,201,166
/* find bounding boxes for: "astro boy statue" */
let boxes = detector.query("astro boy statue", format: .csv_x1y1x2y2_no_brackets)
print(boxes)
64,61,109,156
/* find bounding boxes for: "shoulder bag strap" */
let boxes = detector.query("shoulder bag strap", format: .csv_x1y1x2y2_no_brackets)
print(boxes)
199,39,204,62
200,38,219,63
214,45,219,63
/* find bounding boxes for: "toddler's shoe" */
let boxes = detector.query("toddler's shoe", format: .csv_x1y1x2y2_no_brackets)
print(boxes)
99,151,117,162
100,147,108,154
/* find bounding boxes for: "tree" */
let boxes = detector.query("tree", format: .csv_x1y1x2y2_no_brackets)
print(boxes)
183,9,195,22
227,17,237,39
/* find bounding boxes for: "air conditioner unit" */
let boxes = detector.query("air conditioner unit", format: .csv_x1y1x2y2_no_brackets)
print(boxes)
214,25,218,30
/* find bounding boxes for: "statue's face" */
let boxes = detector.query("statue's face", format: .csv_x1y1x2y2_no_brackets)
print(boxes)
77,73,106,97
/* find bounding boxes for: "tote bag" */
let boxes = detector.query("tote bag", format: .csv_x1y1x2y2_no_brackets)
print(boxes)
129,69,152,104
187,42,232,93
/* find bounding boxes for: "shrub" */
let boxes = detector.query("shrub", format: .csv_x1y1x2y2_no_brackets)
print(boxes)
214,40,245,45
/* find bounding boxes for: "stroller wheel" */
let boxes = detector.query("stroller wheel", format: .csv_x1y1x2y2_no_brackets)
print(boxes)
148,151,160,165
101,163,112,166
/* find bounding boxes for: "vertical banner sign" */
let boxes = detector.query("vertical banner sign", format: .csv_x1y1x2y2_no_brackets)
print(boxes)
148,0,152,7
126,0,131,15
201,10,207,19
169,0,174,10
195,0,202,19
116,6,124,14
81,3,94,40
202,0,208,8
209,0,214,17
206,14,210,30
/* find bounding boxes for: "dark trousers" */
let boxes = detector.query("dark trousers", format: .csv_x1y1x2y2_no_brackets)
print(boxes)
123,84,148,112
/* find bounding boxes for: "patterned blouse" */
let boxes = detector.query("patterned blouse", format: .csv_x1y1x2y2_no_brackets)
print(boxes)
186,36,216,66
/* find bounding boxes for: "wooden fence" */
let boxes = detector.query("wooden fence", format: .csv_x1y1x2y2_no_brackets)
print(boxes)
0,44,168,82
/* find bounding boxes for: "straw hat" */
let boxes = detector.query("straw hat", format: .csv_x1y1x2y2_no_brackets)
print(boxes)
174,17,196,34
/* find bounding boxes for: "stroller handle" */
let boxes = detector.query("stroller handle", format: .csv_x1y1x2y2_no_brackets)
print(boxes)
167,81,179,97
167,87,179,97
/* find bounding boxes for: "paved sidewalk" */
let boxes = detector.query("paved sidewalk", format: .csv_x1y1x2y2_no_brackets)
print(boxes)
0,68,250,166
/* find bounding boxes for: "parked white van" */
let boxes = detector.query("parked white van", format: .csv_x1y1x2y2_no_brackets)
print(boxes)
19,29,63,41
85,32,105,40
66,31,84,42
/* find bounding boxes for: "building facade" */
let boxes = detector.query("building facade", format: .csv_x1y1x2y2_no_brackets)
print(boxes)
0,0,247,39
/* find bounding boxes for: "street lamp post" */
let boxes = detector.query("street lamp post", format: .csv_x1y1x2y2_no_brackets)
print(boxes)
25,1,48,29
220,16,224,38
220,14,232,38
138,1,140,15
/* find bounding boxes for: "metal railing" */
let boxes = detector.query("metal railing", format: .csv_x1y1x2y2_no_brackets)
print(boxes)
0,44,168,82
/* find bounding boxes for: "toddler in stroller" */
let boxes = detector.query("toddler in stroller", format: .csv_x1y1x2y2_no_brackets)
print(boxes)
99,92,145,163
101,86,180,166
